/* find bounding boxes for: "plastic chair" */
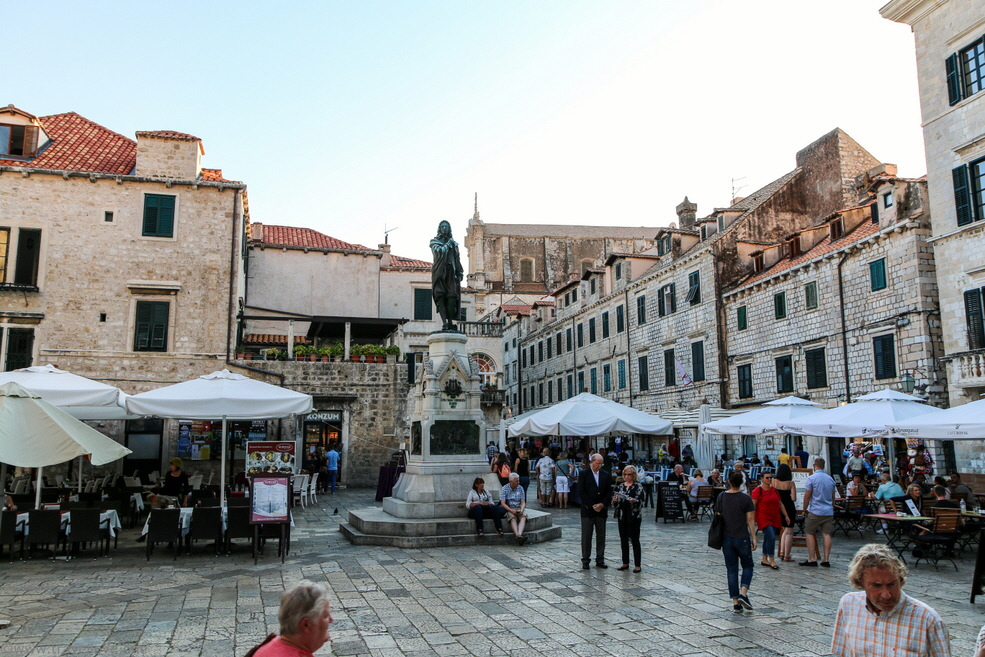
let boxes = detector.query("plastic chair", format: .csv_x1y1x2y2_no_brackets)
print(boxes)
306,475,319,506
146,508,182,561
65,509,110,558
292,474,309,509
23,510,64,559
187,506,223,556
188,475,204,491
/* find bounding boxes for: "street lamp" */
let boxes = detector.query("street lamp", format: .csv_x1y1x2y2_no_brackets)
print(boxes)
900,371,916,394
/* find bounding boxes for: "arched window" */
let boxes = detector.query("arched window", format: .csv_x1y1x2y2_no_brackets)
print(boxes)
519,258,534,282
471,352,497,386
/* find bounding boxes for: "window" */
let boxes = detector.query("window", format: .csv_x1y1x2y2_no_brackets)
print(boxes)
616,305,625,333
3,328,34,371
567,374,574,399
521,349,526,368
753,254,764,273
805,347,828,389
691,341,705,382
657,234,672,255
142,194,176,238
635,357,645,391
566,328,572,352
883,191,893,208
737,364,753,399
0,228,42,288
564,292,570,307
590,368,597,394
603,364,612,392
571,288,577,302
529,346,535,366
556,332,562,355
601,311,610,339
134,300,170,352
538,341,543,363
658,284,677,316
504,341,509,352
788,236,801,258
104,211,114,223
869,259,887,292
737,305,747,331
953,156,985,227
546,337,552,359
412,289,431,320
637,295,647,324
588,317,596,343
775,355,793,393
590,278,596,295
947,35,985,105
774,292,786,319
873,334,897,380
459,307,467,322
615,263,622,280
805,281,818,310
965,288,985,350
523,388,528,408
547,381,553,404
577,371,585,393
519,258,534,282
577,323,584,348
685,271,701,305
0,123,38,158
664,349,675,387
538,383,543,406
830,219,844,241
556,378,563,402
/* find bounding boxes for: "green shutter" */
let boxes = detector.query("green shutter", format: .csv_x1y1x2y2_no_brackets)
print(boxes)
946,53,961,105
954,165,973,226
669,283,677,313
738,306,747,331
143,195,176,237
805,282,818,310
134,300,169,352
635,357,645,391
806,348,827,389
870,260,887,291
873,335,896,379
965,289,985,350
691,341,705,382
413,288,432,320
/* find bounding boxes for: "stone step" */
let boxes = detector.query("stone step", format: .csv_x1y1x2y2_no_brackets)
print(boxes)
346,506,555,537
339,521,562,548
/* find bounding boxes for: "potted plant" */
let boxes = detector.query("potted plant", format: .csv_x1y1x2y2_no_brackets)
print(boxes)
317,346,332,362
329,342,345,361
235,345,246,359
384,344,401,364
349,344,365,362
304,345,318,361
293,344,307,362
265,348,280,361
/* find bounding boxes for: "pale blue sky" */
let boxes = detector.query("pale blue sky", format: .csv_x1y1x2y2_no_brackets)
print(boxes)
12,1,922,263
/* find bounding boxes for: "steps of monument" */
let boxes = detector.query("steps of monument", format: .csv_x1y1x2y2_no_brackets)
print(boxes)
339,521,562,548
347,507,556,537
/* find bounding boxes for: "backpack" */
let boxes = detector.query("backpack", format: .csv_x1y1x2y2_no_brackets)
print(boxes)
498,463,511,478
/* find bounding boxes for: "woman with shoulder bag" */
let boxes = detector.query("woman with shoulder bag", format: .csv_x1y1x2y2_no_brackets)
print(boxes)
717,471,757,613
555,451,572,509
613,465,645,572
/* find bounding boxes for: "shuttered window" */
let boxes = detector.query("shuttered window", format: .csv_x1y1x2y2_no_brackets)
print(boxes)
805,282,818,310
637,295,647,324
737,306,747,330
590,368,597,394
663,349,675,387
774,292,786,319
635,357,645,391
965,288,985,350
413,288,433,320
947,36,985,105
601,311,609,338
603,364,611,392
869,259,887,292
775,355,793,393
685,271,701,305
616,305,625,332
805,347,828,389
134,300,169,352
13,228,41,287
691,341,705,382
0,124,39,157
658,284,676,316
4,328,34,371
588,317,596,343
873,334,897,380
142,194,176,238
737,364,753,399
577,323,584,348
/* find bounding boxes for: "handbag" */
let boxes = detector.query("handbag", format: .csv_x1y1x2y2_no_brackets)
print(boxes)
707,498,725,550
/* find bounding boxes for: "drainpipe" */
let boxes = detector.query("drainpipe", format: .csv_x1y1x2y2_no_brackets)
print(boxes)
837,252,852,404
624,289,633,405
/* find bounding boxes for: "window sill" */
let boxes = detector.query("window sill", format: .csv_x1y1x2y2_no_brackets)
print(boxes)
0,283,39,293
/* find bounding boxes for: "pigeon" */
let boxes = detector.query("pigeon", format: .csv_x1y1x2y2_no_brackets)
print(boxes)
333,508,339,515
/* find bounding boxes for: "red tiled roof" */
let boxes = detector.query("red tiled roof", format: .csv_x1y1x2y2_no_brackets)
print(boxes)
0,112,136,174
135,130,200,142
252,223,373,251
533,298,555,306
243,334,310,346
388,255,431,270
500,304,533,316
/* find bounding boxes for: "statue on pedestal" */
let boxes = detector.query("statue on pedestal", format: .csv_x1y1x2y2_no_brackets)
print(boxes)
430,220,464,331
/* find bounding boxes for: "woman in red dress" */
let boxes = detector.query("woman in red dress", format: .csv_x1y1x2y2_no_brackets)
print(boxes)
751,473,789,569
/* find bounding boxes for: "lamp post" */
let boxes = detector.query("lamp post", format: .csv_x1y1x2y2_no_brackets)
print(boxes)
900,371,916,394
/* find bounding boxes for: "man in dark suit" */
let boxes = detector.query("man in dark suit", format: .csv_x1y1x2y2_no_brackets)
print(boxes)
578,453,612,569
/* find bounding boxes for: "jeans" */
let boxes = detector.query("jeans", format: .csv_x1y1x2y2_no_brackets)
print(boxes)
519,476,530,494
618,515,642,566
467,504,505,532
761,525,776,557
328,470,338,494
722,535,754,599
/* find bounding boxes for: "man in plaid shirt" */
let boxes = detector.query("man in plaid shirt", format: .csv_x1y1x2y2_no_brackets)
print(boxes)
832,544,949,657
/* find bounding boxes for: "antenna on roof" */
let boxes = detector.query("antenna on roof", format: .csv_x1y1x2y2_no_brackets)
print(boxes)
384,224,399,244
731,177,747,204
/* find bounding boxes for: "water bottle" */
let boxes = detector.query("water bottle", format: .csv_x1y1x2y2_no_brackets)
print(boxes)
961,498,967,512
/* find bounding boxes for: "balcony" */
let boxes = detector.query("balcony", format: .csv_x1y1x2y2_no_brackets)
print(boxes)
481,389,505,405
944,350,985,390
460,320,504,338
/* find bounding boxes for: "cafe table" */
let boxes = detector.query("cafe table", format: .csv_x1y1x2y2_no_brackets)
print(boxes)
862,513,932,562
17,509,123,537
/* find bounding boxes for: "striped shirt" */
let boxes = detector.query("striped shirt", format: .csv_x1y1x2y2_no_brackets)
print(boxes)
831,592,950,657
500,484,526,509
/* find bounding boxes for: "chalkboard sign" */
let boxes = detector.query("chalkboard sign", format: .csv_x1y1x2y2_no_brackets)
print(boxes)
658,481,686,523
971,529,985,603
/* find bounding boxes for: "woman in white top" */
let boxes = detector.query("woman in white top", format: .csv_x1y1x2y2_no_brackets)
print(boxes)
465,477,505,537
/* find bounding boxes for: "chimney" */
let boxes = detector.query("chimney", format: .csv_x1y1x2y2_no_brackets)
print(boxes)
378,243,392,267
135,131,204,180
676,197,698,230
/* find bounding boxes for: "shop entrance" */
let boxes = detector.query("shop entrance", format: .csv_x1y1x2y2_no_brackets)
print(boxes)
303,411,343,472
124,418,164,484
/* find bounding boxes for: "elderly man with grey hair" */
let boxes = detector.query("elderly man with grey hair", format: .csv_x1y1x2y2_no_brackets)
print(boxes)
250,581,333,656
831,544,949,657
500,472,528,545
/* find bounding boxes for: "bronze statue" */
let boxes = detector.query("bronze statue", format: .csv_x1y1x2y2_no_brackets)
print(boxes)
430,220,464,331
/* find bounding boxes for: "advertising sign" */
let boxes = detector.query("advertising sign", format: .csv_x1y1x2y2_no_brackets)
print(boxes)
250,474,291,524
246,441,296,476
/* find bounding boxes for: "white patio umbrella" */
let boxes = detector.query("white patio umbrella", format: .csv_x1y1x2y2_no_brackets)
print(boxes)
886,398,985,439
702,396,821,435
777,389,942,439
125,370,313,505
508,392,673,437
0,382,132,508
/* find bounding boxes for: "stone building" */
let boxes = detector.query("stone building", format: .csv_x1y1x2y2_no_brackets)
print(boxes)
0,105,248,478
464,202,663,317
881,0,985,469
723,172,944,468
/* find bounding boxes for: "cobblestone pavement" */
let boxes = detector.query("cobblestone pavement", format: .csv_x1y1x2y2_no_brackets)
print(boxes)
0,489,981,656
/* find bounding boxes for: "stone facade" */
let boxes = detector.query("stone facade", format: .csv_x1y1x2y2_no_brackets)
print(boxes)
882,0,985,469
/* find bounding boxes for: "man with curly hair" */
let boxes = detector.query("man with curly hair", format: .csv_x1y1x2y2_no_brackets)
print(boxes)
831,544,949,656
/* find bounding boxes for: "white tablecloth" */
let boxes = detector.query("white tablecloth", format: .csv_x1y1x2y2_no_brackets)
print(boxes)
17,509,122,537
141,507,227,537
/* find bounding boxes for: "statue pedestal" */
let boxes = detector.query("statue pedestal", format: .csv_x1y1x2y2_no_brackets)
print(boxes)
342,331,560,547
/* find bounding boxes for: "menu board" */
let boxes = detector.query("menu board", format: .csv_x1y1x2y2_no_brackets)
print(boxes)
658,482,686,523
246,441,296,476
791,469,811,511
177,420,218,461
250,474,291,524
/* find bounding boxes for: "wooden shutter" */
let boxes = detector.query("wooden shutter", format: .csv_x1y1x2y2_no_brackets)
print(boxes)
806,348,827,389
954,165,973,226
658,288,665,316
413,288,432,320
965,289,985,350
692,341,705,382
873,335,896,379
946,53,961,105
21,125,38,158
670,283,677,313
738,306,747,330
664,349,674,387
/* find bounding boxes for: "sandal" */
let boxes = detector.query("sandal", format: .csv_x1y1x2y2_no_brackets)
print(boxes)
477,531,484,537
633,567,641,573
496,530,505,536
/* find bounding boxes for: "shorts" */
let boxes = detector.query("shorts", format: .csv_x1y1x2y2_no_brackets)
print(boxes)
555,475,569,493
804,512,833,536
539,478,555,495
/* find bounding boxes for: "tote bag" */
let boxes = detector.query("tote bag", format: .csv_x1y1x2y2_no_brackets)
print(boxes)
707,497,725,550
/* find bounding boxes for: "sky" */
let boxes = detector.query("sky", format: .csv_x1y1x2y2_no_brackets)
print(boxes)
9,1,924,265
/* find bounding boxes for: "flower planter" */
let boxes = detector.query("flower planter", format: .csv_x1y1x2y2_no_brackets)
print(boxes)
320,356,329,362
308,355,317,362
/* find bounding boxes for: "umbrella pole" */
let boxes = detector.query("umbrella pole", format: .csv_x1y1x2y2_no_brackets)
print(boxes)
220,416,227,508
78,457,83,493
35,467,43,509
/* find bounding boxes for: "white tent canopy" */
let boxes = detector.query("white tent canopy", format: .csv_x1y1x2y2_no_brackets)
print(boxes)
0,364,125,410
508,392,673,437
777,388,942,438
0,382,132,507
702,396,820,436
125,370,313,505
887,398,985,440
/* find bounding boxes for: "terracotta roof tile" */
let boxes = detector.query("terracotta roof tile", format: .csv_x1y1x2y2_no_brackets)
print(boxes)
532,298,555,306
500,304,533,316
243,334,310,345
0,112,136,174
136,130,204,155
252,223,373,251
388,255,431,270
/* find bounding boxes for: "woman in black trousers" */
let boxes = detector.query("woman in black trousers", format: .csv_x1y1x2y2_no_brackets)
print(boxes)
613,465,645,572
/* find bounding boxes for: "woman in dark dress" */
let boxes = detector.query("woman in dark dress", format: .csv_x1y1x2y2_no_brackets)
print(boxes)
514,448,530,495
161,457,190,506
613,465,645,572
772,464,797,562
